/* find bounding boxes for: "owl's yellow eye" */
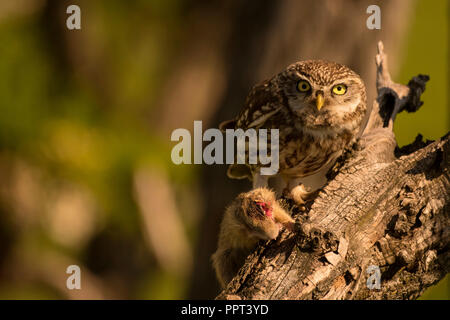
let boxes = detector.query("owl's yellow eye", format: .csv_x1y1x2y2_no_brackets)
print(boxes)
297,80,311,92
332,84,347,95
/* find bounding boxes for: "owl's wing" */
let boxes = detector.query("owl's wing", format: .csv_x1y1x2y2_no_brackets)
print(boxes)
236,80,283,129
218,119,237,132
218,80,282,132
226,164,252,180
221,80,283,180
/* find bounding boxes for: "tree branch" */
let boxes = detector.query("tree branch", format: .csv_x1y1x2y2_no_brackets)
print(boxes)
216,41,449,300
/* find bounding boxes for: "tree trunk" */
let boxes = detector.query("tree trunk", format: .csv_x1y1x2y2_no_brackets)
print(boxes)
216,42,449,300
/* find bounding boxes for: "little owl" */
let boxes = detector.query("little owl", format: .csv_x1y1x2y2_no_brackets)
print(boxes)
220,60,367,204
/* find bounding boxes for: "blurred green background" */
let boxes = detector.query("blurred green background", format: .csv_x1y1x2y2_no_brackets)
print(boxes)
0,0,448,299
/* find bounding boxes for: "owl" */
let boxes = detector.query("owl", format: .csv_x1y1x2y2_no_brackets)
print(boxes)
220,60,367,204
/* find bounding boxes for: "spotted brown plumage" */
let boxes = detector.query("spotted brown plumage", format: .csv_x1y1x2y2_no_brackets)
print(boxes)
221,60,367,202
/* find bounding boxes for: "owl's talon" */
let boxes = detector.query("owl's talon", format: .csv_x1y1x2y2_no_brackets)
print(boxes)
290,184,315,206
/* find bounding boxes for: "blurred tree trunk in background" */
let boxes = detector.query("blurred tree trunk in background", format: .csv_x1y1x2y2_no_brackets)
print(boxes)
176,0,416,299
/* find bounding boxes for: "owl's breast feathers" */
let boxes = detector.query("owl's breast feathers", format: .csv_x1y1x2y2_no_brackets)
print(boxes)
278,128,355,177
235,123,354,178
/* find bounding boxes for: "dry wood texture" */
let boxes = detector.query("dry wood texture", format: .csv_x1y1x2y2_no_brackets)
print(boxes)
216,42,449,300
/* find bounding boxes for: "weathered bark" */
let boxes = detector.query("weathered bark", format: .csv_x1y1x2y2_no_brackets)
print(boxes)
216,42,449,300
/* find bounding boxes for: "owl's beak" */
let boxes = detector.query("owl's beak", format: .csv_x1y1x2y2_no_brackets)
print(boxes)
316,92,324,111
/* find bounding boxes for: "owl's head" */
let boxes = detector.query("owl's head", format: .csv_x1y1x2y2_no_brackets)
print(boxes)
277,60,366,135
